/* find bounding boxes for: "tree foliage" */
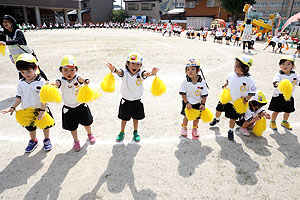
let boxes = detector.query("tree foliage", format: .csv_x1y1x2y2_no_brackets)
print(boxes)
112,10,127,22
220,0,256,21
160,0,171,12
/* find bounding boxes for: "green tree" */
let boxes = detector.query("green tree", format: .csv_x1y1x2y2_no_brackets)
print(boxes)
160,0,171,12
220,0,256,23
112,10,127,22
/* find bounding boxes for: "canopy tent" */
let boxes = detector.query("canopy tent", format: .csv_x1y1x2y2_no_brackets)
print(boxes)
281,12,300,31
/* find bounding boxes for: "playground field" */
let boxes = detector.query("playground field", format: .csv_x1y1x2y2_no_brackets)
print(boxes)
0,28,300,200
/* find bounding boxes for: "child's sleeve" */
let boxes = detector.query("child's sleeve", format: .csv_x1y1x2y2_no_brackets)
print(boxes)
117,68,124,78
201,82,208,97
244,110,253,121
247,77,256,96
16,81,22,99
179,80,186,95
272,73,281,87
141,70,148,79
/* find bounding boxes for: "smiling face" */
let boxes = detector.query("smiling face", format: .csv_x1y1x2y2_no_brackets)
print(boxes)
186,66,199,79
128,62,142,74
61,67,77,80
19,68,37,82
280,60,294,74
2,19,13,31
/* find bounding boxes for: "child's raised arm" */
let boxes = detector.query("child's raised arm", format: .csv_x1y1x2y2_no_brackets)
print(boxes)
78,76,90,85
143,67,160,77
106,62,123,76
1,98,21,115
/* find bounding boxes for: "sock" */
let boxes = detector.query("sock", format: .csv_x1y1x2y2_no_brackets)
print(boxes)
133,130,138,134
229,128,234,131
282,120,287,123
216,117,220,121
121,130,125,133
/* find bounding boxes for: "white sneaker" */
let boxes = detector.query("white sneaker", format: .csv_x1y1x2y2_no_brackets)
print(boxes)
239,127,250,136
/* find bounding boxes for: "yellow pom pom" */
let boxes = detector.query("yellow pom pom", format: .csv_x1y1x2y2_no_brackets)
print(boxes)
278,79,293,101
34,112,55,129
15,108,35,126
76,85,101,103
233,98,249,114
151,76,167,96
200,108,214,123
0,45,5,56
252,117,266,136
185,108,200,121
101,72,115,93
40,84,61,104
219,88,232,104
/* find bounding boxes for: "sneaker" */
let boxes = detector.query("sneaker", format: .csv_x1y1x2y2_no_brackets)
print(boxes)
281,121,292,130
269,121,277,130
25,140,38,153
73,140,81,152
248,50,251,53
192,129,199,137
239,127,250,136
181,128,187,136
210,118,220,126
133,131,140,142
87,134,96,144
43,139,52,151
116,132,125,142
228,130,234,141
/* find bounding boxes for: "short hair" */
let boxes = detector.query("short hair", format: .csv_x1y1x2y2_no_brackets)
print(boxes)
235,58,249,74
279,59,294,66
16,60,37,71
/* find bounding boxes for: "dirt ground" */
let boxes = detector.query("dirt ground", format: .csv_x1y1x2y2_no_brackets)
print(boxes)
0,29,300,200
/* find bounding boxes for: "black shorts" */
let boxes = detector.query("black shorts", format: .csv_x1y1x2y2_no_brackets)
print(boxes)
218,36,223,40
225,36,230,40
196,33,201,37
297,44,300,50
118,98,145,121
269,41,276,47
216,101,241,119
180,100,201,119
235,37,240,41
278,43,282,48
25,107,54,131
268,94,295,113
62,104,93,131
250,40,255,45
215,101,226,112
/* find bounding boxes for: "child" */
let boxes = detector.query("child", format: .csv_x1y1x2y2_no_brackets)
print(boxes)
263,35,281,53
225,29,232,45
1,53,53,152
233,29,241,46
236,90,270,136
53,55,96,151
269,55,299,130
179,58,208,137
210,55,256,141
293,40,300,58
250,32,257,50
106,52,159,142
275,35,288,54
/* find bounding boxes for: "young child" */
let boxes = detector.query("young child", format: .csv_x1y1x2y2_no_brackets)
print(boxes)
275,35,288,54
1,53,53,152
179,58,208,137
225,28,232,45
53,55,96,151
269,55,299,130
293,40,300,58
263,35,281,53
236,90,270,136
233,29,241,46
106,52,159,143
210,55,256,141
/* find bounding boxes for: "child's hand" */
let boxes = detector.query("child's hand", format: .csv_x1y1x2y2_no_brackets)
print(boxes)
106,63,116,72
84,79,90,85
0,41,6,46
1,107,15,115
199,104,205,111
265,113,271,119
186,103,192,109
38,110,45,120
151,67,160,75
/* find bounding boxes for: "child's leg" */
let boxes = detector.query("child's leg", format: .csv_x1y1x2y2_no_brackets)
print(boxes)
229,119,236,129
192,119,200,137
42,128,52,151
133,119,138,131
84,125,92,135
239,121,251,136
270,111,279,130
84,125,96,144
182,116,188,128
132,119,140,142
283,112,290,122
43,128,50,139
121,120,127,132
71,130,79,141
29,130,37,141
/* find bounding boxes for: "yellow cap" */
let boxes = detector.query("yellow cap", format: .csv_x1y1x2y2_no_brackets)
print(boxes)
280,55,295,63
186,58,200,67
16,53,37,65
60,55,77,68
237,55,253,68
254,90,268,104
127,52,143,63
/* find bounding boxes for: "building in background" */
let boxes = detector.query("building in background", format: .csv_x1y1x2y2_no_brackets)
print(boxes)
124,0,162,22
170,0,185,10
185,0,230,29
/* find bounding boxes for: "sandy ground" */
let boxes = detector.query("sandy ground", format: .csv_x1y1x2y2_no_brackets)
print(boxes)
0,29,300,200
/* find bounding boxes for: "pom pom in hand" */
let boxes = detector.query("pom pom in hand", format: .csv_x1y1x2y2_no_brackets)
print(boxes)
252,117,266,136
40,84,61,104
150,75,166,96
233,98,249,114
0,45,5,56
76,85,101,103
15,108,35,126
101,72,115,93
185,108,200,121
34,112,55,129
200,108,214,123
278,79,293,101
219,88,232,104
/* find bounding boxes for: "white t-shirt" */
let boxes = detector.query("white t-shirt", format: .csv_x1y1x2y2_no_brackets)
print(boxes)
243,107,263,121
119,68,147,101
57,74,83,108
272,71,299,97
279,38,287,45
226,72,257,102
271,36,280,44
179,75,208,105
16,75,46,109
236,32,241,37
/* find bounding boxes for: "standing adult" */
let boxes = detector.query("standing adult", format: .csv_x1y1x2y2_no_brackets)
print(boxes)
162,20,172,37
0,15,48,80
241,19,253,53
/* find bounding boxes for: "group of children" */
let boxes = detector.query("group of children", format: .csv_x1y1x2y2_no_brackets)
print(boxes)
180,55,299,141
1,51,299,153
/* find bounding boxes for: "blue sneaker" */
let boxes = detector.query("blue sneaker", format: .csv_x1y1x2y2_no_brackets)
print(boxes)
43,139,52,151
25,140,38,153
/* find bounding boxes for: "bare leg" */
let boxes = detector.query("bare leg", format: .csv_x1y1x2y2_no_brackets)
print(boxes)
229,119,236,129
84,125,92,135
133,119,138,130
271,112,279,122
182,117,188,130
121,120,127,132
192,119,199,130
29,130,37,141
215,111,222,118
283,112,290,122
71,130,79,141
43,128,50,139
